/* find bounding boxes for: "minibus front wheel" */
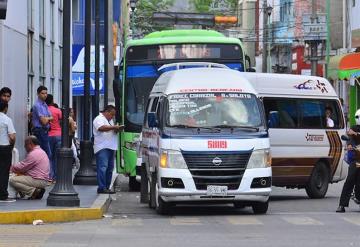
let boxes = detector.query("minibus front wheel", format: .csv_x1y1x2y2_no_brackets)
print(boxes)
252,200,269,214
305,162,330,199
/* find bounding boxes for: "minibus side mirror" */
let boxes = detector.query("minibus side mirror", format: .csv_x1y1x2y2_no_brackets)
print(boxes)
148,112,158,128
341,135,350,141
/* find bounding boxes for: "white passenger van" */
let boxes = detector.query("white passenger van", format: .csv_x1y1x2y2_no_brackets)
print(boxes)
242,73,346,198
141,64,271,214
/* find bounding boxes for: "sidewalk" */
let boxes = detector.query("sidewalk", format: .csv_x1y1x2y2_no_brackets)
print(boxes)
0,174,114,224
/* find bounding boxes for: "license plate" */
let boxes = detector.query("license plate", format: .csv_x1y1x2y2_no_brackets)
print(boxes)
206,185,228,196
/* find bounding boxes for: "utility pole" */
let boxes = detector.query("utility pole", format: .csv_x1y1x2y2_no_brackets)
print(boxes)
310,0,318,76
262,0,268,73
104,0,114,108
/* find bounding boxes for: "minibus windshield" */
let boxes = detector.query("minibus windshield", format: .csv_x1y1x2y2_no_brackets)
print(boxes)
166,92,262,128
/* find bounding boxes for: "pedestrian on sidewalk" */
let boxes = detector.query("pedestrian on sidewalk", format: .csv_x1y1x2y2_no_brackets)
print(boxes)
0,101,16,202
0,87,12,103
31,86,52,158
93,105,123,194
68,108,77,148
9,136,50,200
337,109,360,213
45,94,62,182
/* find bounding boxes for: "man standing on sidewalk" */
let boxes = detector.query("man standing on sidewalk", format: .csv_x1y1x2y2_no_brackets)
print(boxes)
93,105,123,194
31,86,52,158
0,87,12,103
10,136,50,200
0,101,16,202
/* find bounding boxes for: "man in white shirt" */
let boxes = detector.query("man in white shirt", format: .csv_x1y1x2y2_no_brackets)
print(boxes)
0,101,16,202
93,105,123,194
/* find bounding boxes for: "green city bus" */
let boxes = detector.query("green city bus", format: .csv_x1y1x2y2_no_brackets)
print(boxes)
114,29,251,190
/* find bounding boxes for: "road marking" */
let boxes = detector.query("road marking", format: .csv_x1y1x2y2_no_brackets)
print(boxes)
227,216,263,225
343,217,360,226
282,216,323,225
112,218,143,226
0,225,59,247
170,217,202,225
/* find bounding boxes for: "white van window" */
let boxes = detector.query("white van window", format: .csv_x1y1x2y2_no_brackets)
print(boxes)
264,98,342,129
264,98,297,128
167,92,262,128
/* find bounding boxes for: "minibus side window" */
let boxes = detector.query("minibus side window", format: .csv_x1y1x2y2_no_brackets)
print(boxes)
298,100,323,128
297,99,342,129
263,98,298,129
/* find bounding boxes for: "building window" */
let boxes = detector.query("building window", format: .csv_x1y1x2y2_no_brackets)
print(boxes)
72,0,79,22
50,78,55,94
27,32,34,73
39,0,45,36
353,0,356,7
39,37,46,85
50,0,55,41
50,43,55,77
28,0,34,30
58,8,63,45
238,3,243,27
28,76,34,111
59,47,62,80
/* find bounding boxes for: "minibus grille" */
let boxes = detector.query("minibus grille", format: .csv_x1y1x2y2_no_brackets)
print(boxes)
181,151,251,190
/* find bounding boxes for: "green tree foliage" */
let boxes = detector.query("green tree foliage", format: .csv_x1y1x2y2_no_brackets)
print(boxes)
133,0,175,37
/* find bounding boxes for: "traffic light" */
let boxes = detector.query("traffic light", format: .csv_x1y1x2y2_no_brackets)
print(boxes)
0,0,7,20
214,16,238,25
112,23,118,60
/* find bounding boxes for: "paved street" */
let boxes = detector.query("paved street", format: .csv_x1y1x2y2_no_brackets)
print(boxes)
2,176,360,246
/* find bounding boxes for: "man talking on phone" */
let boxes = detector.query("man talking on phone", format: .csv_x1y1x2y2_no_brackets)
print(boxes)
93,105,124,194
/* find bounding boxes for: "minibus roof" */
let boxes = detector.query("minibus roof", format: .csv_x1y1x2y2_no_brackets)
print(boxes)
241,73,338,98
151,68,257,96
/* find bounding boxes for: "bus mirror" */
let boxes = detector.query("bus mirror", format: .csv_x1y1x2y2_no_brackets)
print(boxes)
148,112,158,128
113,78,122,123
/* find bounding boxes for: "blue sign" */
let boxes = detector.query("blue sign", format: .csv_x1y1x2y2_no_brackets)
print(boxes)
72,72,105,96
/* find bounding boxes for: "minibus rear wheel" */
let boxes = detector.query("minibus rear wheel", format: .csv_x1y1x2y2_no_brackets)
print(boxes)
305,162,330,199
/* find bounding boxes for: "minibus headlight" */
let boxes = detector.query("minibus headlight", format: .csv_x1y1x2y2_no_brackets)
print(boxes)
160,150,188,169
247,149,271,169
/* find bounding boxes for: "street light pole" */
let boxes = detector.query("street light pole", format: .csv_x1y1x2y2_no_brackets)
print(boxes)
73,0,97,185
47,0,80,207
266,5,273,73
130,0,137,39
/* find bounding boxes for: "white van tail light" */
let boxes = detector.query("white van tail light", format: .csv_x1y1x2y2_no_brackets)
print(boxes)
160,149,188,169
247,149,271,169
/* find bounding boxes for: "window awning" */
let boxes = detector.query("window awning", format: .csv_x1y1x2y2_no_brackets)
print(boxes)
339,53,360,80
328,53,360,80
328,54,347,80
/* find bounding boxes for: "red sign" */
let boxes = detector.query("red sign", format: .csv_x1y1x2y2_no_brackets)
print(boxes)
208,140,227,149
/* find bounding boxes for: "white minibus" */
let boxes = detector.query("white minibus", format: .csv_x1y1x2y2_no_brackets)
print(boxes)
141,64,271,214
242,73,346,198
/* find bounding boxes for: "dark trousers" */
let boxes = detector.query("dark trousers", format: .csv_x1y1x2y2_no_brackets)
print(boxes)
32,127,51,158
0,145,13,200
339,162,360,207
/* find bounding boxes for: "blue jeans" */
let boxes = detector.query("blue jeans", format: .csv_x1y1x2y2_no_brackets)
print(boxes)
49,136,61,180
95,149,115,191
32,127,51,158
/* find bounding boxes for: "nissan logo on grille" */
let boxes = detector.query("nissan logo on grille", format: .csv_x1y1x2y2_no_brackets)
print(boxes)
212,157,222,166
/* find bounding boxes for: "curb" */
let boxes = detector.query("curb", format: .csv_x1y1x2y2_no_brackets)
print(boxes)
0,194,112,224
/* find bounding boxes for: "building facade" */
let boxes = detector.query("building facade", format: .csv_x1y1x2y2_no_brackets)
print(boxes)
0,0,63,158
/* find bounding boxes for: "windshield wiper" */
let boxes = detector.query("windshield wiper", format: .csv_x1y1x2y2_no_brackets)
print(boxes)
211,125,259,131
168,124,195,128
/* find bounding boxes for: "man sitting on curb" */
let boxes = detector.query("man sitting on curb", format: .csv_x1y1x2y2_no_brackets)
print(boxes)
9,136,50,200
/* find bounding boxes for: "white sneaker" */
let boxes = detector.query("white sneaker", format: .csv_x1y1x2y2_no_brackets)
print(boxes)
0,198,16,202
